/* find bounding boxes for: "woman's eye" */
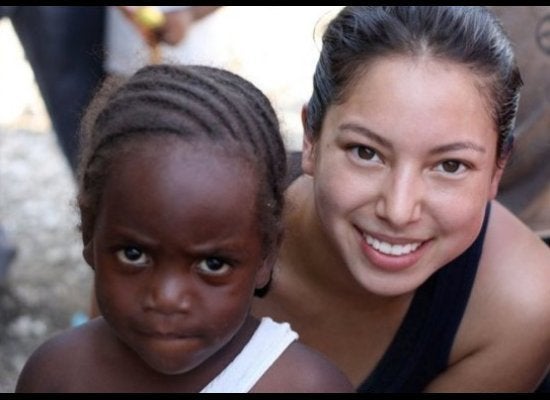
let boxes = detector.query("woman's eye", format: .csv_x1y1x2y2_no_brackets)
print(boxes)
197,257,231,276
116,246,150,267
350,145,381,163
436,160,467,174
355,145,377,160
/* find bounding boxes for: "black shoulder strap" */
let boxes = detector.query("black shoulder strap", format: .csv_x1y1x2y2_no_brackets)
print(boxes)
359,203,492,392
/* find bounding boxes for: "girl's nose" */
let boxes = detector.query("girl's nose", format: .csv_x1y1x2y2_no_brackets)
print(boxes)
145,268,192,315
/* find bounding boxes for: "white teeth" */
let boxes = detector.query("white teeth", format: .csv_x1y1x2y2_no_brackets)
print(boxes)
365,234,421,256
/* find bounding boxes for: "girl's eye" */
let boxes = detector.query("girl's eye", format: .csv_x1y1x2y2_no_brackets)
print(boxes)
436,160,467,174
197,257,231,276
116,246,150,267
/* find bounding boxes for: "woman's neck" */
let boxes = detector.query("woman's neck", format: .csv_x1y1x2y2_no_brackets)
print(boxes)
282,175,391,307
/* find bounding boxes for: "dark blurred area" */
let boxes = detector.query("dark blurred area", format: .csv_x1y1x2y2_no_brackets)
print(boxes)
491,6,550,239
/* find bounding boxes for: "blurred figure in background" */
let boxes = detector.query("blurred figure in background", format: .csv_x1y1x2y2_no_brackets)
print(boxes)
491,6,550,393
105,6,222,78
493,8,550,391
0,6,106,283
0,6,106,172
491,6,550,243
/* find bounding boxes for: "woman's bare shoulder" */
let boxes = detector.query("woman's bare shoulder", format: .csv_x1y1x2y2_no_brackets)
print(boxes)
442,201,550,391
472,202,550,329
252,340,355,393
483,201,550,291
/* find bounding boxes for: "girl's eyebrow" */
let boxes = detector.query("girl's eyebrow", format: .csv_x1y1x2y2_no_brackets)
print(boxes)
108,225,158,247
339,122,487,155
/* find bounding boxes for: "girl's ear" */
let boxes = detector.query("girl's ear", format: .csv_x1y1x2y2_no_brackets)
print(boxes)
82,241,95,270
255,251,275,291
301,104,316,176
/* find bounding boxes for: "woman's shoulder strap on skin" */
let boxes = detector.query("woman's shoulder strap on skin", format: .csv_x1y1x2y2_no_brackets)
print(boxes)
359,203,492,392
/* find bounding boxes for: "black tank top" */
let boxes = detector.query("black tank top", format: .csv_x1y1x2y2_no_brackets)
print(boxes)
358,202,492,392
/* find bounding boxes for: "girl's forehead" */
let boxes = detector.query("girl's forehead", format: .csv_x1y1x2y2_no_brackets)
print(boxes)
120,134,248,161
103,137,258,215
101,135,260,210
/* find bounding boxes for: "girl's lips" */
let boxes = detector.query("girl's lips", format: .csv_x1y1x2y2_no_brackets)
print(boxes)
136,324,198,340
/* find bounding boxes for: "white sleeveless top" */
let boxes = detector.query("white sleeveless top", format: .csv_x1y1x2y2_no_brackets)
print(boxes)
200,317,298,393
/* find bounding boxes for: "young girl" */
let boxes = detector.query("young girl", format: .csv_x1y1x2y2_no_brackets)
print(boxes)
252,6,550,392
15,64,353,393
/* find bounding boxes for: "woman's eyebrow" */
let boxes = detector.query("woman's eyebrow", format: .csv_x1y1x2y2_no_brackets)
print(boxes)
339,123,392,150
340,122,487,156
429,142,487,155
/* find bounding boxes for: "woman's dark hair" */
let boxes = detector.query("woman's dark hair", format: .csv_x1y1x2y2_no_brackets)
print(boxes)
307,6,523,164
77,64,287,285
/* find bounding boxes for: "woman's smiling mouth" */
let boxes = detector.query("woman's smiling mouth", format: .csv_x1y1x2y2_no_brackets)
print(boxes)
353,226,430,271
364,234,422,256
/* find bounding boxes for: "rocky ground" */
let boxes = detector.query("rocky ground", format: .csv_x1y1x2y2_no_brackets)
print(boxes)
0,123,93,393
0,19,93,392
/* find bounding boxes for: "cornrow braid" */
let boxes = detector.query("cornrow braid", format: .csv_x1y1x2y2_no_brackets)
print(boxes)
77,64,287,273
197,66,287,237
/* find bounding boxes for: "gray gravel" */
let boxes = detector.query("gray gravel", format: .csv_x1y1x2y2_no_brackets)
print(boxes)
0,126,93,393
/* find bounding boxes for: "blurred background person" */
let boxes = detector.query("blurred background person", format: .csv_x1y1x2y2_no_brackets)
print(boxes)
105,6,343,151
0,6,106,283
104,6,223,77
0,6,106,172
491,6,550,244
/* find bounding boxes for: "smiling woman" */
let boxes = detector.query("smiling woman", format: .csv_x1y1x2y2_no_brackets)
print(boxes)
252,6,550,393
303,56,500,294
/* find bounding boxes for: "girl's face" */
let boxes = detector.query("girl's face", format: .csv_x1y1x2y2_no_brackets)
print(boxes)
303,56,505,296
85,137,269,375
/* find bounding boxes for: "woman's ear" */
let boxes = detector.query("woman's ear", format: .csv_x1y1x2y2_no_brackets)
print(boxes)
82,241,95,270
489,156,510,199
301,104,316,176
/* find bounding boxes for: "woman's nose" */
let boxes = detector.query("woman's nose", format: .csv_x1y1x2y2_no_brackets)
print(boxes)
375,167,422,228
